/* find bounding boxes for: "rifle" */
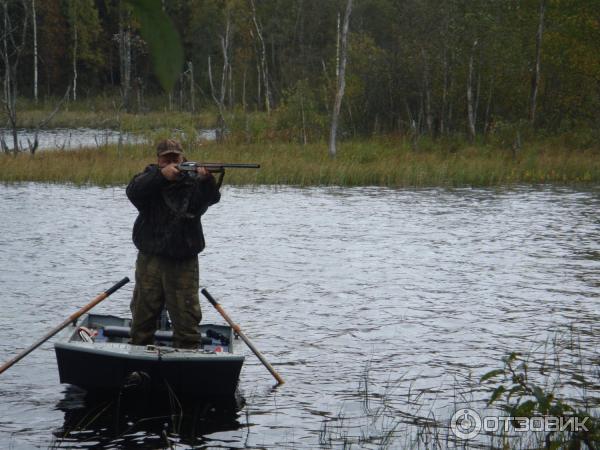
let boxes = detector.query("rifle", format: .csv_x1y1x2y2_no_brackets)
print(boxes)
177,162,260,174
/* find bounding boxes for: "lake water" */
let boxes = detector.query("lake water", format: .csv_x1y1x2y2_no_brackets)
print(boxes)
0,128,217,151
0,183,599,449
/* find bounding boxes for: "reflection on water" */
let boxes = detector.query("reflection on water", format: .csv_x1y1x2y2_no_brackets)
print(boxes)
51,387,244,449
0,128,143,151
0,183,599,448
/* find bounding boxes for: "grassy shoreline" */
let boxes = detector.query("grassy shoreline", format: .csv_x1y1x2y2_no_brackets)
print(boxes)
3,102,600,186
1,138,599,187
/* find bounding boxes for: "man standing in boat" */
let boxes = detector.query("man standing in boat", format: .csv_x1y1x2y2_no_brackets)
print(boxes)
126,139,222,349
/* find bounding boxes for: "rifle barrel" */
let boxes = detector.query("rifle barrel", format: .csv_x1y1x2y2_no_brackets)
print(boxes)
202,163,260,169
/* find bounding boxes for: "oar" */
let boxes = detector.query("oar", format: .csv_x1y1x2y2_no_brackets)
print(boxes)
201,288,285,385
0,277,130,375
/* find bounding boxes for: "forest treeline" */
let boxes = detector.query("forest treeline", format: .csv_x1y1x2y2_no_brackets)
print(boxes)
2,0,599,142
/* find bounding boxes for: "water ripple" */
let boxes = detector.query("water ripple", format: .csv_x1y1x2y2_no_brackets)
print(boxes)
0,183,599,448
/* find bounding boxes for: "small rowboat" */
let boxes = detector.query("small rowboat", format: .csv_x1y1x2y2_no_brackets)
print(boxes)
54,313,245,397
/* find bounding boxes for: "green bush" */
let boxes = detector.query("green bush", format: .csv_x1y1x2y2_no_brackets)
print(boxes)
276,80,328,143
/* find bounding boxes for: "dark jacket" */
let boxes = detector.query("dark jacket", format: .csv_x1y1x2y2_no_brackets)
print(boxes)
126,164,221,259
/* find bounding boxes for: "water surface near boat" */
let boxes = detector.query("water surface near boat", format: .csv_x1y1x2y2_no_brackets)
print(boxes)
0,183,599,448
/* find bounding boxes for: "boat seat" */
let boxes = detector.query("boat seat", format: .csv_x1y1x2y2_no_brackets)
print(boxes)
102,325,174,341
101,326,213,345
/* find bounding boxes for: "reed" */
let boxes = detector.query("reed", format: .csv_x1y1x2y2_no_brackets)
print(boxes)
1,138,599,187
319,327,600,449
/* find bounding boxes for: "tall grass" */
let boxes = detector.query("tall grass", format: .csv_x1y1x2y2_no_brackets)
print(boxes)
1,137,599,187
318,327,600,449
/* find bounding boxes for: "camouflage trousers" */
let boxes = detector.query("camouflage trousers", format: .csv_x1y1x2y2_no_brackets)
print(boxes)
130,252,202,349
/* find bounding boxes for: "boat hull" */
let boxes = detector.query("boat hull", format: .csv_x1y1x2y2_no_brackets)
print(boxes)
54,314,244,397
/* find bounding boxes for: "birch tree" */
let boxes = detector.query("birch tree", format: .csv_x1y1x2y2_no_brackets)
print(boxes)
249,0,270,114
421,48,432,135
329,0,352,158
208,7,232,142
529,0,546,126
68,1,78,101
466,39,478,142
188,61,195,113
31,0,37,103
118,2,132,111
1,0,29,153
65,0,102,103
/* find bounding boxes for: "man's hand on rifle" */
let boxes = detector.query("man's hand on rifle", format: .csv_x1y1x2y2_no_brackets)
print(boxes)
196,166,210,178
161,163,181,181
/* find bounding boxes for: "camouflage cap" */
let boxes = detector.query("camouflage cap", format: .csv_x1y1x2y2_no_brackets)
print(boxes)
156,139,184,156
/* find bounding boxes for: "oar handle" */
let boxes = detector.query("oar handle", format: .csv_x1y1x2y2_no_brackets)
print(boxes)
0,277,130,376
201,289,284,385
203,290,219,308
105,277,130,296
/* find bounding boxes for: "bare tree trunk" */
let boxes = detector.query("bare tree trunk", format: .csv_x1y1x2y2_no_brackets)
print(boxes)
441,50,448,135
179,73,183,110
72,21,78,101
2,0,29,154
418,93,424,135
440,14,450,135
229,60,234,109
109,43,114,86
188,61,195,113
136,77,142,111
405,101,419,151
119,3,131,111
474,71,481,128
321,59,330,114
220,14,231,108
421,49,432,135
467,39,478,142
123,29,131,110
208,58,224,142
448,96,453,132
242,66,247,111
31,0,37,103
243,66,250,142
208,11,231,143
529,0,546,125
484,75,494,135
255,53,261,110
300,94,307,145
2,2,11,113
249,0,270,114
447,59,455,133
328,0,352,159
335,12,340,79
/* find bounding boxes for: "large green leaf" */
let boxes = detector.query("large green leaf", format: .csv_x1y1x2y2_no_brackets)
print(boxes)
480,369,504,383
532,385,552,414
125,0,183,92
487,385,506,406
514,400,536,419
